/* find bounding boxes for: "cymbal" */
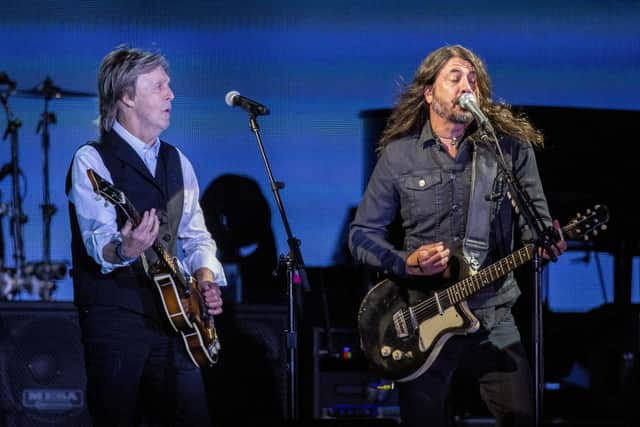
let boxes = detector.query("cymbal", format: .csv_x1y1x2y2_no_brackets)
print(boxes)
16,76,95,100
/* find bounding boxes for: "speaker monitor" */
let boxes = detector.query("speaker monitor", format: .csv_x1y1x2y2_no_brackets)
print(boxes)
0,301,90,426
204,303,289,423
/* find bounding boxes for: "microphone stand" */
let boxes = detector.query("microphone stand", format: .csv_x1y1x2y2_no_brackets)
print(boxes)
245,112,311,422
480,129,560,427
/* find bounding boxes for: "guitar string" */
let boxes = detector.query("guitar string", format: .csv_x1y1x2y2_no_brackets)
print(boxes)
404,218,583,323
400,216,595,328
405,245,534,323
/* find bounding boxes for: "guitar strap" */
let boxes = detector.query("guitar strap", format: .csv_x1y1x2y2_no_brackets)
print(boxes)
463,141,498,270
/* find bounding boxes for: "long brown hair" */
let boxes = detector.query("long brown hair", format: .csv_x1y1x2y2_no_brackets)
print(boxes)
378,45,543,152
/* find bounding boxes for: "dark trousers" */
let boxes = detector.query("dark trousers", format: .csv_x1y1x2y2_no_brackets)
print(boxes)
397,311,533,427
78,305,212,427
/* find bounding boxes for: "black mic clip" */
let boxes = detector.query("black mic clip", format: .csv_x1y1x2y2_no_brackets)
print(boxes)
484,191,502,202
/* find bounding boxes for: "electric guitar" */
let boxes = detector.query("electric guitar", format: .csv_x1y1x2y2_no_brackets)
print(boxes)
358,205,609,382
87,168,221,367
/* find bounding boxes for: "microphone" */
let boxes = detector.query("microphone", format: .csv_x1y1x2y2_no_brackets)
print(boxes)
225,91,270,116
457,93,492,132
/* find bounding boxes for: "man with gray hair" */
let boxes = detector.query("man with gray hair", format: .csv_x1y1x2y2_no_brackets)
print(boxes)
66,45,226,426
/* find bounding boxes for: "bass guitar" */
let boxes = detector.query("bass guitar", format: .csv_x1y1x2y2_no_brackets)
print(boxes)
87,168,221,367
358,205,609,382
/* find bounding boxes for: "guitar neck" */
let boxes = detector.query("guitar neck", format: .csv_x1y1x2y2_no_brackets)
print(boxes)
442,222,575,307
120,198,178,278
403,204,607,331
444,244,534,306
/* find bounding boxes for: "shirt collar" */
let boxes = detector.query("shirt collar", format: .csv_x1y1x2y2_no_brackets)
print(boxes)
418,120,437,146
112,121,161,157
418,119,476,151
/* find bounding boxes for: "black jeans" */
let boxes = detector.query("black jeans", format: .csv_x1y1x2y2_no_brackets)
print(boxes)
79,305,212,427
397,310,533,427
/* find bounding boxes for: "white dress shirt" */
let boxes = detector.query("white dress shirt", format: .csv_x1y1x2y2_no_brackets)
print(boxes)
68,121,227,286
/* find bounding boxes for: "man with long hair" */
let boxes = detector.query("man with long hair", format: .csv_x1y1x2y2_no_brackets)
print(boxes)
66,45,226,426
349,45,566,426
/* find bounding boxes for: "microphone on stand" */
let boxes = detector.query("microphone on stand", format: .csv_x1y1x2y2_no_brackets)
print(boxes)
225,91,270,116
457,93,493,133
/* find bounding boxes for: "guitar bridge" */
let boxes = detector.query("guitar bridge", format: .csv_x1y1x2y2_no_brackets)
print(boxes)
392,309,409,338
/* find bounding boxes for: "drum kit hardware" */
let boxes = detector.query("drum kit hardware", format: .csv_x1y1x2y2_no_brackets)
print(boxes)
1,72,95,301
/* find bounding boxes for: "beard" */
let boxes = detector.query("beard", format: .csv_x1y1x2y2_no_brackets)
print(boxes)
431,92,473,125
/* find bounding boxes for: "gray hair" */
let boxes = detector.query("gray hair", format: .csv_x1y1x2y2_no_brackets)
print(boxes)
97,45,169,135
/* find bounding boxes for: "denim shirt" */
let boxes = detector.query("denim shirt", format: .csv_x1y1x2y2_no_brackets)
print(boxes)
349,121,552,319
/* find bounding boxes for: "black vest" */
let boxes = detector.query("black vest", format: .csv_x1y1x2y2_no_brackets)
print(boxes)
66,130,184,323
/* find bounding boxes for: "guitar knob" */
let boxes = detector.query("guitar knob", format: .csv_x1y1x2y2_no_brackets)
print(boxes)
380,346,392,358
405,351,414,359
392,350,403,361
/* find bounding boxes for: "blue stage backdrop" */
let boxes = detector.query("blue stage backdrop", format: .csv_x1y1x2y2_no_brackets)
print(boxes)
0,0,638,303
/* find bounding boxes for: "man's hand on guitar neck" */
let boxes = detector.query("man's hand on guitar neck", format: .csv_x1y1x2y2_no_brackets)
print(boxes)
120,208,160,259
540,219,568,261
103,208,160,264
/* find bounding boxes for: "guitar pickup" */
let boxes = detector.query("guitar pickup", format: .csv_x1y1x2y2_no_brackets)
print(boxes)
392,309,409,338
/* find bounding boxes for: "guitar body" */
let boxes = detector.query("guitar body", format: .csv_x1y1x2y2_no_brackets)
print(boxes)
182,277,221,367
358,277,479,382
152,269,220,367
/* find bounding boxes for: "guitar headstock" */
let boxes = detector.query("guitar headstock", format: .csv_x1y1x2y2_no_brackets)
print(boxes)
563,204,609,241
86,169,126,208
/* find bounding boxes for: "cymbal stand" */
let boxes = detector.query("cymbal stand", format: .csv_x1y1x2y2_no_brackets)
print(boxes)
0,190,5,268
0,191,19,300
35,94,58,300
1,83,27,292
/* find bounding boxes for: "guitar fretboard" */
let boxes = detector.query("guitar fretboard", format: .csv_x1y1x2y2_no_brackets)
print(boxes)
444,244,534,306
121,201,180,279
410,208,607,323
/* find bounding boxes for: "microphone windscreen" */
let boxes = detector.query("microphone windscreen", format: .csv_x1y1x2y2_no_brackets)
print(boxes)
225,90,240,107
